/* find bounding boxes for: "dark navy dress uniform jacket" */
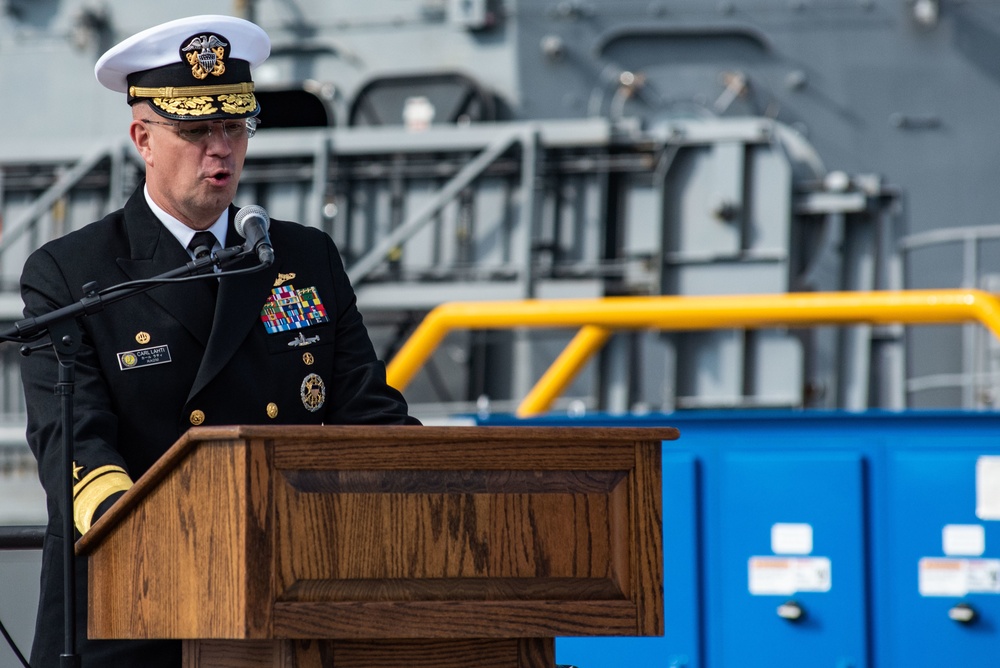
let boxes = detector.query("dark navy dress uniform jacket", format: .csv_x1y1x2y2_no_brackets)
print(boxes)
20,186,418,667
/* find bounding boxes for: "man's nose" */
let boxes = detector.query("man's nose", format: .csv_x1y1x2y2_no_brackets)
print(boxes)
204,124,234,153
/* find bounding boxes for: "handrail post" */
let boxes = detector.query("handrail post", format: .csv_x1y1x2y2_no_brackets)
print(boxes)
516,325,612,417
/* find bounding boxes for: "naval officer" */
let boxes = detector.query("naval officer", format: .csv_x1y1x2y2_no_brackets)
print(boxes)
20,14,419,667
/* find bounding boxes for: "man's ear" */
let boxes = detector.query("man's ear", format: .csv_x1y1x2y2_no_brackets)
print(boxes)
130,119,154,166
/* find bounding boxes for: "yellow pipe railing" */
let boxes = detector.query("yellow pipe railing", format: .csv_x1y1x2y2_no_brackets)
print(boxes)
386,289,1000,417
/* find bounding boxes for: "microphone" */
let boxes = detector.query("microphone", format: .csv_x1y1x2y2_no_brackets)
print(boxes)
234,205,275,266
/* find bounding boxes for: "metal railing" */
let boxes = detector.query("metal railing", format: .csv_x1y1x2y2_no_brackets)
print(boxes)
0,526,43,550
387,289,1000,416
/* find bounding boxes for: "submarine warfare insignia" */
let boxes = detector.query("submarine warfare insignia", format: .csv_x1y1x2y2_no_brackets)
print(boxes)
300,373,326,412
288,332,320,347
182,34,228,80
274,272,296,287
117,344,172,371
260,284,329,334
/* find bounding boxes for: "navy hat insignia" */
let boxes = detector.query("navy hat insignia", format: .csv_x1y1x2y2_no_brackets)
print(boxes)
182,34,228,80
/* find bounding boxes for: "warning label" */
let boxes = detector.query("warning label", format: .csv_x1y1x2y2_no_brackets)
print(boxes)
918,558,1000,597
748,556,832,596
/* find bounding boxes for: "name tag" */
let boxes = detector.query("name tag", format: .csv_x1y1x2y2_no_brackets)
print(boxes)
117,345,172,371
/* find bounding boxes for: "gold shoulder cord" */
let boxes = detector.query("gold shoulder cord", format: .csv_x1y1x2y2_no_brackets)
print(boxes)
73,465,133,535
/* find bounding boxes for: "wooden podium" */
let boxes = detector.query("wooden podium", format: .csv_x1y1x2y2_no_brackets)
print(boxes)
76,425,675,668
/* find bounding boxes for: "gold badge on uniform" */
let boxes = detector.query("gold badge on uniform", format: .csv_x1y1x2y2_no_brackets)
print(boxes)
300,373,326,412
135,331,151,344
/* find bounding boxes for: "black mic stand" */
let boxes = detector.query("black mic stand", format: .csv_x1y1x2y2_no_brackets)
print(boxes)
3,243,260,668
51,318,81,668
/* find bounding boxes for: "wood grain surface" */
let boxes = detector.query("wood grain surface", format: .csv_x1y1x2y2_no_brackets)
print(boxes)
79,426,673,667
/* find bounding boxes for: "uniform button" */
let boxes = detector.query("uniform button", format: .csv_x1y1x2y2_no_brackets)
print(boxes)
266,402,279,419
189,410,206,425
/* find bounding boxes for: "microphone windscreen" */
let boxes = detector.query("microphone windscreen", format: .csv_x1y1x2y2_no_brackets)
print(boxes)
234,205,270,239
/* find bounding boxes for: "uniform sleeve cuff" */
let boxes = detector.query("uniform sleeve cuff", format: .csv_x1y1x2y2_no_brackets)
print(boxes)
73,465,133,535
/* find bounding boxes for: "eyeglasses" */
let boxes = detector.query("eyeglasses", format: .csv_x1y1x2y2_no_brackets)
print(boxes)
140,116,260,142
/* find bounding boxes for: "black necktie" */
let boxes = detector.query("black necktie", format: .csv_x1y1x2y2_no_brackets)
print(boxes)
188,230,219,341
187,231,217,260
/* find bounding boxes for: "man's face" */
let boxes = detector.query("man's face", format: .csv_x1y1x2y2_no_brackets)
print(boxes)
130,112,250,230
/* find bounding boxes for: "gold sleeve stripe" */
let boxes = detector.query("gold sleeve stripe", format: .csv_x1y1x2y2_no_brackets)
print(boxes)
73,464,127,498
73,466,133,536
129,82,255,99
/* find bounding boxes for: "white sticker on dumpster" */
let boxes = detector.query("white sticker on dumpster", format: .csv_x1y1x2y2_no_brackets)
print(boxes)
918,557,1000,597
942,524,985,557
748,556,832,595
771,523,813,555
976,456,1000,520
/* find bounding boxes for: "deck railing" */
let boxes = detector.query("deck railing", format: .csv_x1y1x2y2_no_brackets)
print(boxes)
386,290,1000,416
